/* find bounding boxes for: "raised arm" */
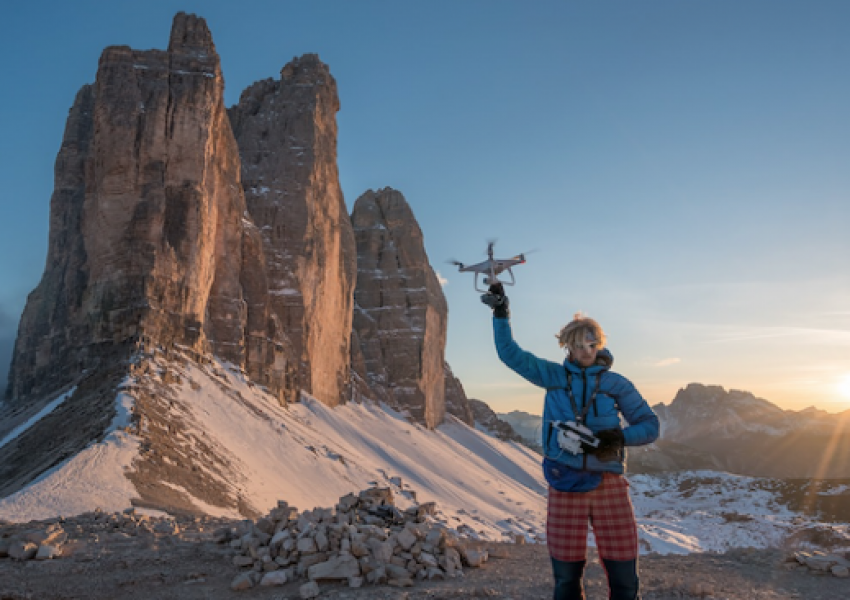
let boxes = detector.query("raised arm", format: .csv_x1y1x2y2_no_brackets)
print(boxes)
483,282,564,389
493,318,565,389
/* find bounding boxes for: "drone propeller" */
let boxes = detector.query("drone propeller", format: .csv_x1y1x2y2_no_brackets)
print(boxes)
446,258,465,268
513,248,539,261
486,239,496,260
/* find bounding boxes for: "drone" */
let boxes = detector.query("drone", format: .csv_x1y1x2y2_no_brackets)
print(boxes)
449,241,529,292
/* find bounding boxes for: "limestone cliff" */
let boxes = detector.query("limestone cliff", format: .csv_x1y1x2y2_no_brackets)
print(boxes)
444,363,474,426
1,13,279,508
229,55,357,407
6,12,259,404
350,188,447,429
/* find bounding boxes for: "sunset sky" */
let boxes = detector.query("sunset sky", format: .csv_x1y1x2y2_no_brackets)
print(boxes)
1,1,848,414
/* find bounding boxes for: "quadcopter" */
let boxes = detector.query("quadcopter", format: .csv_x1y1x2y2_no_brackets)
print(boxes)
449,241,528,292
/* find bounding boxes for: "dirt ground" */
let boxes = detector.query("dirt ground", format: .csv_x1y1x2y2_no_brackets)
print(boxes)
1,514,849,600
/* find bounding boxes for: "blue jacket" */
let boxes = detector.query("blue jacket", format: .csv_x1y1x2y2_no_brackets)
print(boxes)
493,317,660,474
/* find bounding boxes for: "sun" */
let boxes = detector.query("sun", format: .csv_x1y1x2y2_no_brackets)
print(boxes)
839,374,850,399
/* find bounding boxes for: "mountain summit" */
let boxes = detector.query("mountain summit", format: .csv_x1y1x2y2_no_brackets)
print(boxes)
645,384,850,478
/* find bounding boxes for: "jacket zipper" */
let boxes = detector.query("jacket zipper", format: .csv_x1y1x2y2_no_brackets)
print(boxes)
581,368,588,470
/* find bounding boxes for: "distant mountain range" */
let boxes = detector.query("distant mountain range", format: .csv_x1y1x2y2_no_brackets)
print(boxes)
495,410,543,450
499,383,850,479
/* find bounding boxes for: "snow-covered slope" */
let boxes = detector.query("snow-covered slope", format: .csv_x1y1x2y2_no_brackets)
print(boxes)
0,356,548,543
1,358,848,557
630,472,850,555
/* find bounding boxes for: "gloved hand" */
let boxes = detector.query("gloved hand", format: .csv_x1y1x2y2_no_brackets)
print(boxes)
579,438,599,455
593,429,625,462
480,282,509,319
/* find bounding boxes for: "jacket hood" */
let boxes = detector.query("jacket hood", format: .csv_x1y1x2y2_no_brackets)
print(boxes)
564,347,614,371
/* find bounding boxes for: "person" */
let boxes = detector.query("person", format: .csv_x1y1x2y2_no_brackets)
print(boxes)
481,283,659,600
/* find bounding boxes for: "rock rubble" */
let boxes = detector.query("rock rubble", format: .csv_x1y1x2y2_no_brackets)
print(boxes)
0,506,233,566
790,549,850,578
218,486,491,595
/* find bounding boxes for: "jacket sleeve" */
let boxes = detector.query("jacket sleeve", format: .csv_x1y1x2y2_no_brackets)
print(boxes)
493,317,563,389
608,374,660,446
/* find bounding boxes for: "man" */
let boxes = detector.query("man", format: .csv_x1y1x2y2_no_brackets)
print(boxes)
482,283,659,600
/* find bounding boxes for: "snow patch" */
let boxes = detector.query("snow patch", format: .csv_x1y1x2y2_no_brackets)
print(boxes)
0,387,140,522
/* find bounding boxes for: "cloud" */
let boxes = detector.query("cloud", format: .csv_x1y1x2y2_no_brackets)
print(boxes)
654,358,681,367
435,271,448,287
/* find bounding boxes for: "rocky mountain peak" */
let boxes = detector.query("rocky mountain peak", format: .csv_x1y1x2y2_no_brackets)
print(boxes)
648,382,850,478
1,13,269,507
666,383,784,418
167,12,216,54
229,53,355,407
280,53,334,88
350,188,448,429
468,400,523,443
657,384,788,439
5,10,245,406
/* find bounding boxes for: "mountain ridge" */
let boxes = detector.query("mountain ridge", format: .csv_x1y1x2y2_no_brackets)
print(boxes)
499,383,850,478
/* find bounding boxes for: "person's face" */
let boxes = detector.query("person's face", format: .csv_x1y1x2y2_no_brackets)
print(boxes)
570,332,599,368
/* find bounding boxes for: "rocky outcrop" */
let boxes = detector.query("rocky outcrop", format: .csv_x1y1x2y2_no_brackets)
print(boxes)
0,12,285,501
444,364,473,426
6,82,95,403
468,400,524,443
229,55,356,407
497,411,543,448
6,12,261,404
350,189,447,429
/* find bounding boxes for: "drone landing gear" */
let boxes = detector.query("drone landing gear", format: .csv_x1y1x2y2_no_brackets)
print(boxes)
476,269,516,293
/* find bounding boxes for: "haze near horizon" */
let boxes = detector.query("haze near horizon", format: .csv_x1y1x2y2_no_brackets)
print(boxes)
0,1,847,414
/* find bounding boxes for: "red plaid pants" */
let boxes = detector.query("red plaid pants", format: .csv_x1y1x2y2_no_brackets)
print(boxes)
546,472,638,562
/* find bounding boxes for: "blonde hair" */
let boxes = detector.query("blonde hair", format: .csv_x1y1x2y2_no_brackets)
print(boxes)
556,312,607,350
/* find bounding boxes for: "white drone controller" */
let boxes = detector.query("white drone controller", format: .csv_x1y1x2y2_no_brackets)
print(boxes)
553,420,600,455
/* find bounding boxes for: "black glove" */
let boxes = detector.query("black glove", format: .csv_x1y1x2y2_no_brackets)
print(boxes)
480,283,509,319
593,429,625,462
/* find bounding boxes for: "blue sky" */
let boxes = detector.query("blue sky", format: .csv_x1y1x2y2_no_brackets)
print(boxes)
1,1,848,413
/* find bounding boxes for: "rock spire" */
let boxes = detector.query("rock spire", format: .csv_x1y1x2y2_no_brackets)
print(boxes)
229,54,357,407
350,188,448,429
6,12,255,402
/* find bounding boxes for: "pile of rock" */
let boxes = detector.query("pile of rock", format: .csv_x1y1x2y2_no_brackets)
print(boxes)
790,550,850,578
0,520,65,561
219,487,491,596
